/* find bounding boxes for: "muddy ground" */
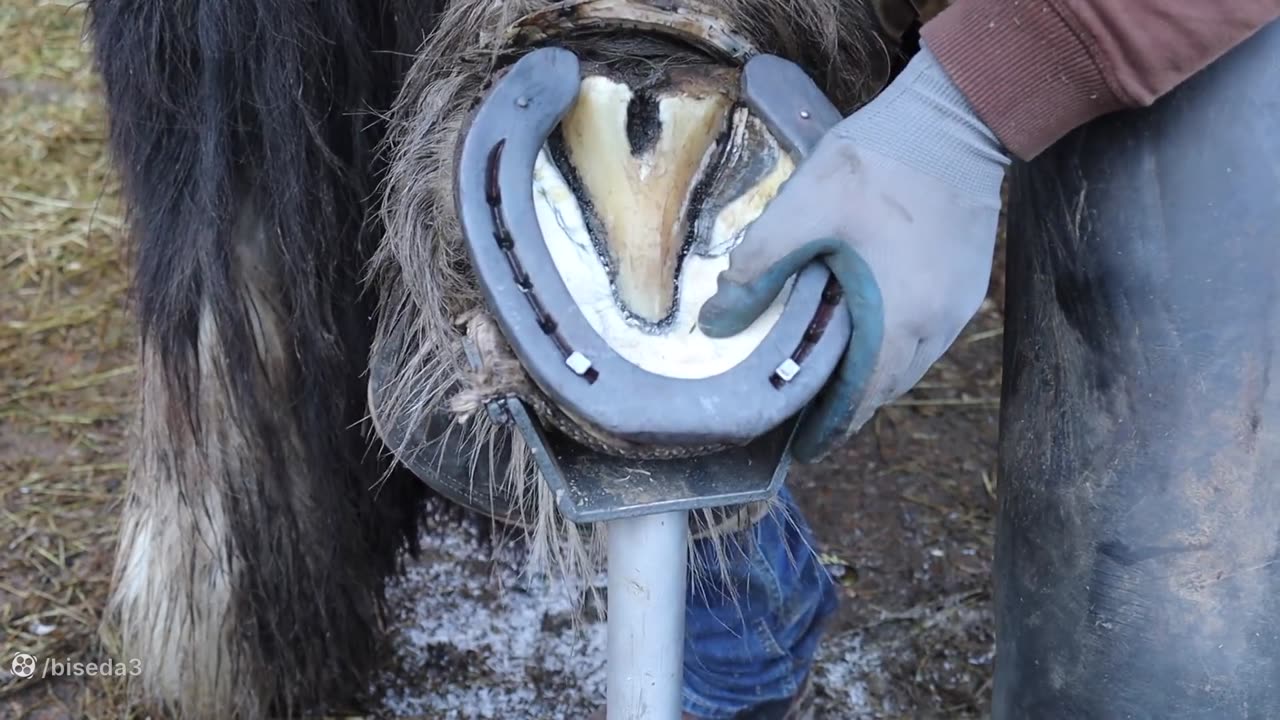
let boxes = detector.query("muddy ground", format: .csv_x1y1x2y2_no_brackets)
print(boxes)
1,3,1003,718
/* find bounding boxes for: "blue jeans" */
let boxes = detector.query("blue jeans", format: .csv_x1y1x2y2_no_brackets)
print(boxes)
682,488,839,718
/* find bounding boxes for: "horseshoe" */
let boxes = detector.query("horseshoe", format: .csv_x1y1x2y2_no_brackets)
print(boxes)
455,47,851,449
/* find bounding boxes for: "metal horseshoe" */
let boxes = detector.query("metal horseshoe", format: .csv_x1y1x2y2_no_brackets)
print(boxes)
455,47,852,450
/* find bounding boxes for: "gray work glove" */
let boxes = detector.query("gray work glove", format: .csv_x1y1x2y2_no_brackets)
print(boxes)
698,43,1010,463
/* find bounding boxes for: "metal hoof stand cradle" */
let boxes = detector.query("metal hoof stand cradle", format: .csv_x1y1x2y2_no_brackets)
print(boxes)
445,47,848,719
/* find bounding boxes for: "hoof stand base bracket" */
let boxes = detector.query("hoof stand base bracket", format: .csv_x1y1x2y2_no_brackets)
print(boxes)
483,389,795,523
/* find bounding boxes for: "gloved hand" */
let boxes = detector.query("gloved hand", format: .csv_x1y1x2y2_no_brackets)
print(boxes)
698,42,1010,463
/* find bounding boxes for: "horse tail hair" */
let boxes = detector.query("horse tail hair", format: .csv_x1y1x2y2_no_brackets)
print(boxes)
88,1,443,716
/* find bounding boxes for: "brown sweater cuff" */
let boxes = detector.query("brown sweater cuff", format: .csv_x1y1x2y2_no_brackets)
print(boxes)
920,0,1124,160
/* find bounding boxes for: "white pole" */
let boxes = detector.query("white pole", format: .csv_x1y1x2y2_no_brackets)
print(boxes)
606,510,690,720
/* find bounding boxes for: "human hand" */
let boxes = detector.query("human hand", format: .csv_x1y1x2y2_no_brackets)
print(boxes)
699,43,1010,462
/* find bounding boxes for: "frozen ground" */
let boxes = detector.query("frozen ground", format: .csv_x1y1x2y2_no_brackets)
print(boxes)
375,518,608,719
375,489,995,719
375,280,1004,717
371,282,1006,718
375,518,908,718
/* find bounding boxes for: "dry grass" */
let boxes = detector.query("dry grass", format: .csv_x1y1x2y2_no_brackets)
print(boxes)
0,1,138,717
